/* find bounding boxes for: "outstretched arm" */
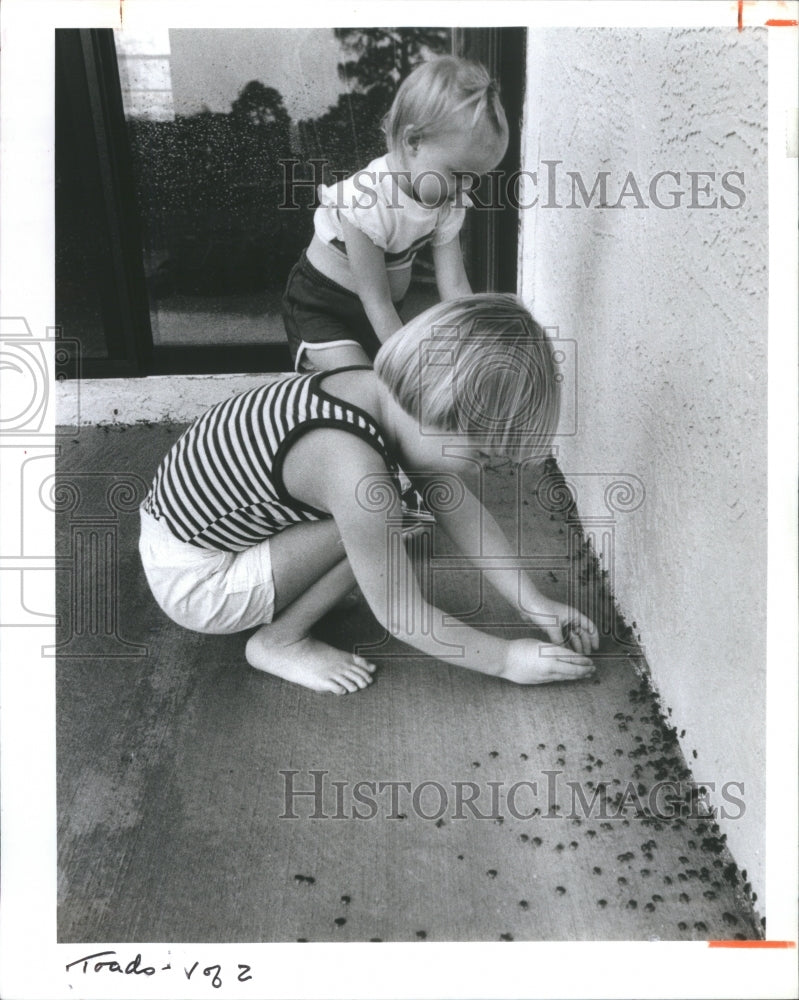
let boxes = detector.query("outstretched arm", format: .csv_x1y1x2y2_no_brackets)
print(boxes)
417,467,599,658
298,434,594,685
340,215,404,344
433,237,472,300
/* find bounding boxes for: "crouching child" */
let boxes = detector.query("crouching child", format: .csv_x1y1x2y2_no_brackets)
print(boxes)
139,294,598,694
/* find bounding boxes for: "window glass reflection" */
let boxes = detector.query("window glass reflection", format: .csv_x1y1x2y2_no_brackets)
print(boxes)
115,28,452,348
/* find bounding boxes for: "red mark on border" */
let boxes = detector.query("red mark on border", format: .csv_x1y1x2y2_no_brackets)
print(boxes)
709,940,796,948
739,1,798,29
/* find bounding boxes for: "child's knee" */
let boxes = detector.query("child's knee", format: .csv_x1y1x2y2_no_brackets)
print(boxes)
245,628,269,666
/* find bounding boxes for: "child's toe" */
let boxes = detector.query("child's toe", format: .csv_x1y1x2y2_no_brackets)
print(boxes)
344,668,371,689
334,672,359,694
325,679,349,695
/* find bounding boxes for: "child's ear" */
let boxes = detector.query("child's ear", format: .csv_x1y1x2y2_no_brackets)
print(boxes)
402,125,422,155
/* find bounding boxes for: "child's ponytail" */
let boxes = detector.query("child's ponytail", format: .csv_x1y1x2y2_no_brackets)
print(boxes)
382,56,508,152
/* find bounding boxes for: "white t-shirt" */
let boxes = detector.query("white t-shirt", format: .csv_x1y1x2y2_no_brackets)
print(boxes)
311,155,468,300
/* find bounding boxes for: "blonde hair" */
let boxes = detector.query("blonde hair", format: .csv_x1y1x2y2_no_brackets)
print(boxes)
374,294,562,463
383,56,508,152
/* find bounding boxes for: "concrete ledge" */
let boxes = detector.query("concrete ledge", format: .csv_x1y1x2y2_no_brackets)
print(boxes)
56,373,288,426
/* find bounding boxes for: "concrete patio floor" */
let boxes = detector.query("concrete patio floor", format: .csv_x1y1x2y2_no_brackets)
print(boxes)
56,424,762,943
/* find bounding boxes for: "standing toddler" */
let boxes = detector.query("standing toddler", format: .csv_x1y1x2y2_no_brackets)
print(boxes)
282,56,509,372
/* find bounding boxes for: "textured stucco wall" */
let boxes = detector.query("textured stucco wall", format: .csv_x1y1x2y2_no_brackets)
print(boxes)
519,28,768,904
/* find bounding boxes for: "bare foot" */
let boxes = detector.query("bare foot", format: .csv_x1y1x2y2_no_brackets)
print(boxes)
245,631,376,694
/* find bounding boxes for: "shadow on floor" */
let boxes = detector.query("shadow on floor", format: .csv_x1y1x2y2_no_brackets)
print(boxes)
56,425,762,942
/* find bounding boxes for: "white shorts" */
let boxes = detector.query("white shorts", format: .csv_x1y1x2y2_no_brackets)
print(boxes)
138,507,276,634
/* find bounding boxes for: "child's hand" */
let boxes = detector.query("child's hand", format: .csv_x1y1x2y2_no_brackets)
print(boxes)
522,600,599,656
500,638,595,685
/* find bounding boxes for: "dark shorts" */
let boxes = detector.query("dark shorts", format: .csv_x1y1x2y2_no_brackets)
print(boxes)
282,251,385,370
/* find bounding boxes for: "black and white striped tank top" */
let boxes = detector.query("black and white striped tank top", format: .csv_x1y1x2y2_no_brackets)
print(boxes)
142,369,397,551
